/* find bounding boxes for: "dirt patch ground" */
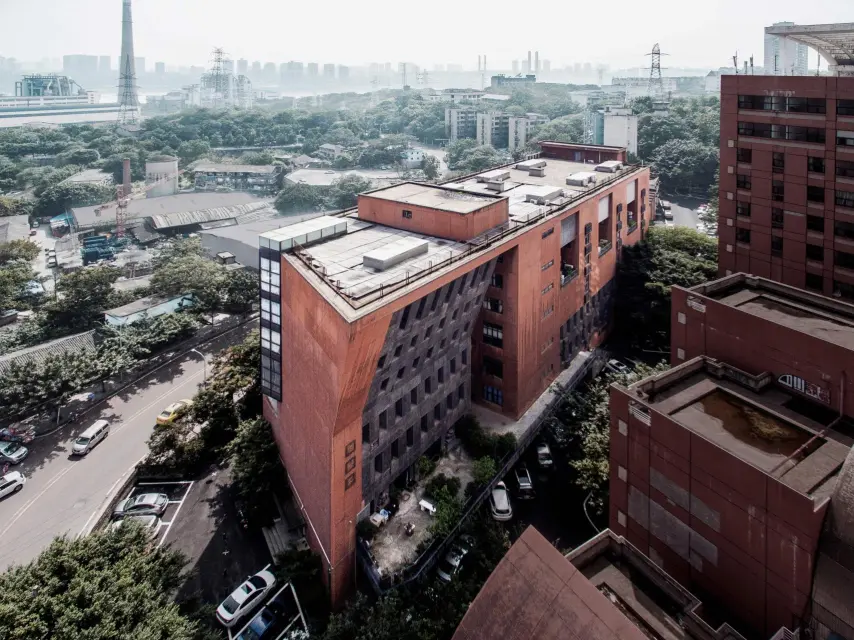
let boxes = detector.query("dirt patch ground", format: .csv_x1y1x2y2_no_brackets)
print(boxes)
369,444,474,578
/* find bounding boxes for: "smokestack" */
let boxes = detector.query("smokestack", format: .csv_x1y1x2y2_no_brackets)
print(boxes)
122,158,131,197
535,51,539,73
478,55,481,72
527,51,532,73
483,55,487,71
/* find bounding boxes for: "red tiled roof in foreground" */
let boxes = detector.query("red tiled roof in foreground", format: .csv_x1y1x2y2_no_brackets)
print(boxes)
453,526,648,640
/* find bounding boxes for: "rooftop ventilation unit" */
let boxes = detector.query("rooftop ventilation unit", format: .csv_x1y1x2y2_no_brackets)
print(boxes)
524,185,564,205
528,167,546,177
259,215,347,252
515,158,547,172
594,160,623,173
484,179,511,192
363,237,429,271
476,169,511,183
566,171,598,187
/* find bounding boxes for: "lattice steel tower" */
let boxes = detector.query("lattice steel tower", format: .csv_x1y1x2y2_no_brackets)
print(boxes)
117,0,140,129
647,43,665,97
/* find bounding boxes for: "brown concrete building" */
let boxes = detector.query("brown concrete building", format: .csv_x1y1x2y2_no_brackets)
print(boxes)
259,142,649,603
454,525,764,640
610,355,853,638
718,73,854,296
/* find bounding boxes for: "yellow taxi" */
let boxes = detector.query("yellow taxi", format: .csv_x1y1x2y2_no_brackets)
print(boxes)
156,399,193,425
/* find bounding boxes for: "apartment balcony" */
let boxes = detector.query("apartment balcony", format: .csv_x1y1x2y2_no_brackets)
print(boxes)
560,263,578,287
598,239,613,257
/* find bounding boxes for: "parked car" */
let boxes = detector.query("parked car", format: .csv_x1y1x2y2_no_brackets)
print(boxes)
156,399,192,425
29,229,37,236
490,481,513,521
113,493,169,519
437,546,466,582
0,441,29,465
605,359,630,376
72,419,110,456
660,200,672,211
514,466,535,499
0,471,26,499
437,534,476,582
235,585,299,640
216,568,277,628
536,443,554,469
110,514,161,535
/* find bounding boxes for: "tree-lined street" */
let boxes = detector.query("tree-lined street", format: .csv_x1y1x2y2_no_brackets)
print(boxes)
0,322,254,571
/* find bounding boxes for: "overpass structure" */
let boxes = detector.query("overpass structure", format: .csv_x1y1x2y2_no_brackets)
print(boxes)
765,22,854,76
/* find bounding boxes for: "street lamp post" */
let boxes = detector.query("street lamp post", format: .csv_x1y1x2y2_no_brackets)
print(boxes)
190,348,207,383
583,490,600,535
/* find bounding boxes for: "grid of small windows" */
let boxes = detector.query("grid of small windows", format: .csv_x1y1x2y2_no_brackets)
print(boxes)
260,248,283,400
483,385,503,406
483,322,503,348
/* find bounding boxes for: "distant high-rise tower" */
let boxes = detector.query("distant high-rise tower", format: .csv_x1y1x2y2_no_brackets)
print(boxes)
118,0,140,129
535,51,540,73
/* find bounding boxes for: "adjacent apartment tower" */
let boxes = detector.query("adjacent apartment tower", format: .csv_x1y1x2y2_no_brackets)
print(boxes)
259,142,648,604
719,65,854,297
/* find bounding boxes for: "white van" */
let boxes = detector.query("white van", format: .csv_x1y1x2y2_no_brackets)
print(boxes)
72,419,110,456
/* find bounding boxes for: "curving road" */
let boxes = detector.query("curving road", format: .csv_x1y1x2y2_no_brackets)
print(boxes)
0,322,255,571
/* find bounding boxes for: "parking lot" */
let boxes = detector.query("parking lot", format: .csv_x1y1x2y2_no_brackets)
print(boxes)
226,581,308,640
115,480,194,547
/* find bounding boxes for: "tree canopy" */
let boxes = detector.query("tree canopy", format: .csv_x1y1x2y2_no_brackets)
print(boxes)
0,525,200,640
613,225,718,352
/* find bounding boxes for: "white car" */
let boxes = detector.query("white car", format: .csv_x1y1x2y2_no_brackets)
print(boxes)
536,443,554,469
0,471,26,499
216,569,277,628
490,481,513,522
437,535,475,583
515,466,535,499
605,359,630,376
0,441,29,465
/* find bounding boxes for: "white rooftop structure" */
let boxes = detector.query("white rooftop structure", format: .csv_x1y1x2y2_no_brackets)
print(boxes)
260,215,348,252
765,22,854,76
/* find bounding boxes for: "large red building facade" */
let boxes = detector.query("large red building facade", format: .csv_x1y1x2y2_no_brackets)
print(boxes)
718,74,854,296
259,143,648,604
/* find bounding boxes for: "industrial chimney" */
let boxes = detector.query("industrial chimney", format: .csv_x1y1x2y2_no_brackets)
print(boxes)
535,51,540,73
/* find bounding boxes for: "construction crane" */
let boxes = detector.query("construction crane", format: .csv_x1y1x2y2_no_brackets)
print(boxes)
94,167,186,237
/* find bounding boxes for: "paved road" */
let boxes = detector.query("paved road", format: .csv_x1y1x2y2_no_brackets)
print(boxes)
0,322,255,570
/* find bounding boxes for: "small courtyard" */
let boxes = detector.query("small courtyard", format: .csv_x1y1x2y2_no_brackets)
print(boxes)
367,444,474,579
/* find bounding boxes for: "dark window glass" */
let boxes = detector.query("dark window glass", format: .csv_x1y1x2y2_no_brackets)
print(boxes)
483,385,503,406
395,398,404,418
835,219,854,240
378,410,387,429
482,297,503,314
808,157,825,174
411,388,418,404
837,160,854,178
736,202,751,217
807,186,825,203
836,250,854,270
483,356,504,379
736,148,752,163
483,322,503,348
772,209,784,229
362,423,370,443
839,99,854,116
805,273,823,291
837,191,854,209
736,228,751,244
772,152,785,170
771,236,783,257
806,244,824,261
807,215,825,233
736,174,751,190
772,181,784,202
374,455,383,473
490,273,503,289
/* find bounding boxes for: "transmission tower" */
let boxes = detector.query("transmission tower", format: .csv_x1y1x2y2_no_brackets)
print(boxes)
117,0,140,130
646,43,668,97
208,48,230,108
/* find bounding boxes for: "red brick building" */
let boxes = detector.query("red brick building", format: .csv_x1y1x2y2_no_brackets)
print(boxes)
718,73,854,296
609,356,851,638
259,143,649,603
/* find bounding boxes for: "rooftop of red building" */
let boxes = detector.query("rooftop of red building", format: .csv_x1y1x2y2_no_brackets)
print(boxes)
260,151,645,318
686,274,854,352
624,357,852,503
453,526,759,640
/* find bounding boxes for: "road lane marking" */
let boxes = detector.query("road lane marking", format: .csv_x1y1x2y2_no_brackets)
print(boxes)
76,455,145,538
110,370,204,436
0,465,75,541
137,480,193,486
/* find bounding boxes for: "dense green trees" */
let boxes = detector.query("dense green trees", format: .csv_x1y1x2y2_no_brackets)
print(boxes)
444,140,506,172
613,225,718,352
0,525,202,640
548,362,671,514
0,240,39,266
229,417,283,521
33,181,115,217
635,96,720,196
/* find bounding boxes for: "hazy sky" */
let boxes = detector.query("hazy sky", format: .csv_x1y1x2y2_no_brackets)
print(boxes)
0,0,850,70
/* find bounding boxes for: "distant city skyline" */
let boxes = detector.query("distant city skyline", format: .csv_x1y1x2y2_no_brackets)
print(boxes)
0,0,849,73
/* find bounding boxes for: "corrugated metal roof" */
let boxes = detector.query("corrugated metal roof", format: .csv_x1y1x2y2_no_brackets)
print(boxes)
149,201,270,230
192,164,278,174
0,330,96,375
